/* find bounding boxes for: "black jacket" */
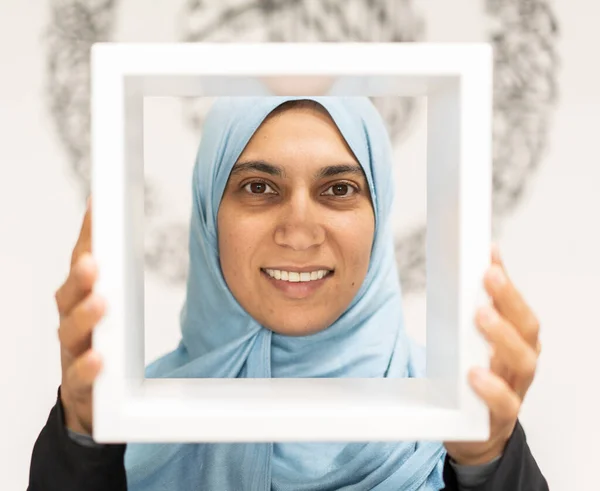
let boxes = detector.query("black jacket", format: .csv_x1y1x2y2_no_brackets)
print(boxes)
28,391,548,491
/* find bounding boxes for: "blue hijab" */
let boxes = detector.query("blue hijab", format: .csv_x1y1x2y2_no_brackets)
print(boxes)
125,96,446,490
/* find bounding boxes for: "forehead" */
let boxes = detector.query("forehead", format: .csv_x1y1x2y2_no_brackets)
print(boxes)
237,107,359,166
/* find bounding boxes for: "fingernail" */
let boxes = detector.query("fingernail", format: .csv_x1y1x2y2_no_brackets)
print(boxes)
487,266,505,287
478,306,497,328
87,351,102,368
75,254,94,281
471,367,488,386
84,296,97,312
491,243,501,263
86,295,104,312
80,253,95,269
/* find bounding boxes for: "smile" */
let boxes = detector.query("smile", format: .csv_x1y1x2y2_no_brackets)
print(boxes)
260,267,334,299
262,268,332,282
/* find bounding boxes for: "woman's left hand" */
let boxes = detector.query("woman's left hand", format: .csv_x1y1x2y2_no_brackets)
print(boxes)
444,245,541,466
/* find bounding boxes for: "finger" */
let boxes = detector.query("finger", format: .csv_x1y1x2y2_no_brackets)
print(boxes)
488,345,511,384
70,198,93,268
475,305,538,398
483,264,540,349
469,367,521,424
55,253,98,318
491,243,503,266
58,293,106,358
65,349,103,395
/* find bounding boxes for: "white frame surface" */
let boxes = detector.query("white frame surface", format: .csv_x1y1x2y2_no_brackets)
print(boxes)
91,42,492,443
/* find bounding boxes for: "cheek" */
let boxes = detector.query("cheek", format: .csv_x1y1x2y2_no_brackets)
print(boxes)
218,208,241,280
217,207,269,281
336,209,375,275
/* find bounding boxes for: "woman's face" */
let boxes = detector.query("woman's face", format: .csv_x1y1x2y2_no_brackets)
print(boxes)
217,106,375,336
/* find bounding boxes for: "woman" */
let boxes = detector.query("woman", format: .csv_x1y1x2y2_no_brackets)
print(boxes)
29,97,547,490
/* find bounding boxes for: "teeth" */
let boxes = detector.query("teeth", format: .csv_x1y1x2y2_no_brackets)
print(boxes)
264,268,330,283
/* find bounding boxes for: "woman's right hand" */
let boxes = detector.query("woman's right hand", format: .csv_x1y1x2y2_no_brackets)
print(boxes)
55,198,106,436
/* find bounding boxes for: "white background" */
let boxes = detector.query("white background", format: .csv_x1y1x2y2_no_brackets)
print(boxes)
1,1,598,489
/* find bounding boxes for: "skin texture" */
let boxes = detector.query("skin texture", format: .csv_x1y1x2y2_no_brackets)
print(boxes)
55,104,541,468
217,105,375,336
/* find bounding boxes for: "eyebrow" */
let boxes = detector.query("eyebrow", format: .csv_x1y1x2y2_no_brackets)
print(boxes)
231,160,364,180
230,160,285,177
314,164,364,179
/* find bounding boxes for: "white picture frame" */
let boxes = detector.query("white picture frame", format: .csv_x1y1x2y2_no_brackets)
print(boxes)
91,42,492,443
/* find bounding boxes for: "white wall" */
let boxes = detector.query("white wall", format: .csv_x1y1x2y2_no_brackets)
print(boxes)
1,1,598,489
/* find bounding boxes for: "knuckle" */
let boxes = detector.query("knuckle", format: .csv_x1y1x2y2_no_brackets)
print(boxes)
520,351,537,379
57,318,67,343
54,288,63,311
78,296,104,331
485,378,503,401
528,315,540,338
71,303,89,332
59,303,96,355
58,318,75,352
70,247,81,269
70,257,82,281
490,390,509,416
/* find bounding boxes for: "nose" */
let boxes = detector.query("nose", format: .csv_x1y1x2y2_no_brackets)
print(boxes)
273,190,325,251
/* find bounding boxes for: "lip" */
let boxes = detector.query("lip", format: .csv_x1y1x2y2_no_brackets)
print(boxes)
262,265,333,273
260,268,334,299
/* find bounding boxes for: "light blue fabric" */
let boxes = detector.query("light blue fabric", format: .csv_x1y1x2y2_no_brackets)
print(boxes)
124,97,447,491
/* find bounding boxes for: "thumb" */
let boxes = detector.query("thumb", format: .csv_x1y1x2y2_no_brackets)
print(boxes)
491,243,504,268
70,196,93,268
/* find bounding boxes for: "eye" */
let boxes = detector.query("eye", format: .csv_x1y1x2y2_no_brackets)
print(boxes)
243,181,276,195
322,183,357,197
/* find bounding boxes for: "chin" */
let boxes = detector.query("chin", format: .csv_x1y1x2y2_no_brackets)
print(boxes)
260,311,335,337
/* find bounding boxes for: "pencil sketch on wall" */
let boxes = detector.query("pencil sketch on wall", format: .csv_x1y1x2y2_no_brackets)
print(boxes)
44,0,560,293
